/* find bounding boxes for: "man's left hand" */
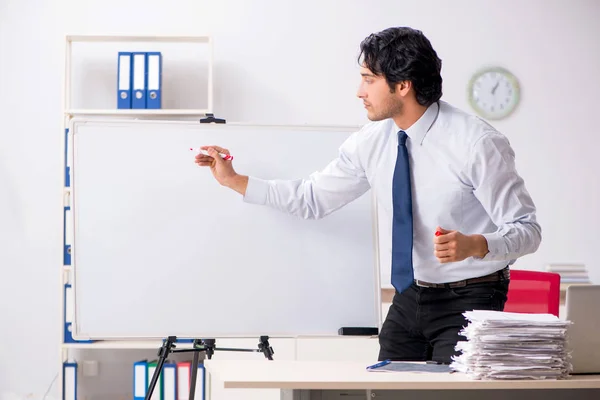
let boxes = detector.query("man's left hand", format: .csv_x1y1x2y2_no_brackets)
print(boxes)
433,226,489,263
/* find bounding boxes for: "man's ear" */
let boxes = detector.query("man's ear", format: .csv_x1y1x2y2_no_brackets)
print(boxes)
396,80,412,96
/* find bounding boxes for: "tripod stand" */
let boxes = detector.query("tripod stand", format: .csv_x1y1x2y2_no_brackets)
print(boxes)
144,336,275,400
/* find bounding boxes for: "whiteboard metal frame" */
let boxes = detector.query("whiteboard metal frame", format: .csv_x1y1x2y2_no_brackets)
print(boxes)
67,117,383,341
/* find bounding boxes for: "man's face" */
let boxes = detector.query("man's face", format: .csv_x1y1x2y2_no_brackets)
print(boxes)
357,66,403,121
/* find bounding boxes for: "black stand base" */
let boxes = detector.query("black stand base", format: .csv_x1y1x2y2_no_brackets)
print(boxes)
199,113,226,124
144,336,274,400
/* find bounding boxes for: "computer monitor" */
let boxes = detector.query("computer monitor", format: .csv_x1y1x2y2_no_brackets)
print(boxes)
565,284,600,374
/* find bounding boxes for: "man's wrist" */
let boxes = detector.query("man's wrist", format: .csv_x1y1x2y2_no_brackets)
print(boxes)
224,174,249,195
470,234,489,258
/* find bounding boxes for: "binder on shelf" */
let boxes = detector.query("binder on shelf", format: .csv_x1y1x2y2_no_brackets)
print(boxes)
176,361,191,400
117,52,133,109
64,284,93,343
146,52,162,109
163,361,177,400
195,364,205,400
131,52,147,109
65,167,70,188
64,128,71,187
133,359,148,400
63,206,71,266
63,361,78,400
147,360,163,400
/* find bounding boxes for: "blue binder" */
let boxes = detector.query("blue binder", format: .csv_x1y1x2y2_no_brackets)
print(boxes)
63,362,78,400
195,364,205,400
117,52,133,109
147,360,163,400
63,206,71,266
64,128,70,187
163,361,177,400
131,52,147,109
133,360,148,400
146,52,162,109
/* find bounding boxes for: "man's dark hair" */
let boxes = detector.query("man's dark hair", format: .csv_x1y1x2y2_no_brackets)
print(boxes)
358,27,443,107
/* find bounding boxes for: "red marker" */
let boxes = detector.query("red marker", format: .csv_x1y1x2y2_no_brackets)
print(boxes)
190,147,233,161
435,230,442,237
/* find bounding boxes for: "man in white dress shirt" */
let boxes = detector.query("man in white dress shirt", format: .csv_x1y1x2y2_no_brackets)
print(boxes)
195,27,541,364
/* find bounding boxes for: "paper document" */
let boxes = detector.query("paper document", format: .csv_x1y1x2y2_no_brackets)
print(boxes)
450,310,572,380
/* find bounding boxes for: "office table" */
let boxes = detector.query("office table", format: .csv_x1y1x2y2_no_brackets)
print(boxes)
204,359,600,400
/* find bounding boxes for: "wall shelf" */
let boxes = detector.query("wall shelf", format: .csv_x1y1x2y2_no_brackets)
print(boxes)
66,35,211,43
64,34,214,116
65,109,211,116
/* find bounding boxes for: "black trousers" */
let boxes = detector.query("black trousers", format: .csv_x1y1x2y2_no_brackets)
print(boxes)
378,278,509,364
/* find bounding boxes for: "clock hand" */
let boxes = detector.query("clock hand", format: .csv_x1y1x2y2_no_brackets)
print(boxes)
491,80,500,95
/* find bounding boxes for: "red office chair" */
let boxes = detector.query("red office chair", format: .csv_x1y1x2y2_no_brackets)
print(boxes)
503,269,561,317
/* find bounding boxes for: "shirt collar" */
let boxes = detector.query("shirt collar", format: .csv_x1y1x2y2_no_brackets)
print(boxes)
398,101,439,145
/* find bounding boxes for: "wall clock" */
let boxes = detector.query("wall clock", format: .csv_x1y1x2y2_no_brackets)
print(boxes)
467,66,520,120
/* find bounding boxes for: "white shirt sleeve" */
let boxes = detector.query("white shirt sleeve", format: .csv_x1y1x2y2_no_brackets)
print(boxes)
242,131,371,220
467,132,542,261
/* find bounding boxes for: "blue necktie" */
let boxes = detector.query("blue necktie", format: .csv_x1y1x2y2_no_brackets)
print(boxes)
391,130,414,293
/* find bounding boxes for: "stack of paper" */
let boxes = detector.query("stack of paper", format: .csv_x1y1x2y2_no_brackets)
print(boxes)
450,310,572,380
546,263,590,285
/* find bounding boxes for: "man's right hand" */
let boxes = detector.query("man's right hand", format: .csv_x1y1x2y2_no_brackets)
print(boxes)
194,145,249,195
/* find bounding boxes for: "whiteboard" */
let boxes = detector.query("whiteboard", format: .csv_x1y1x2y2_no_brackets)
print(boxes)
69,118,381,339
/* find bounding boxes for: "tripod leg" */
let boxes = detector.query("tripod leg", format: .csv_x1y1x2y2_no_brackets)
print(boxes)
145,336,176,400
189,348,200,400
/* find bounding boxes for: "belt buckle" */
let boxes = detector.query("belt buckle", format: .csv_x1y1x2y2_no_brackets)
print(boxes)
415,279,429,288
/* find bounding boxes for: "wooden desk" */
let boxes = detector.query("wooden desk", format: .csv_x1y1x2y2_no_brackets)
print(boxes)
204,359,600,400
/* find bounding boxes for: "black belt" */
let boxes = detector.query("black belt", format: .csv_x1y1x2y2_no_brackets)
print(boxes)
414,266,510,289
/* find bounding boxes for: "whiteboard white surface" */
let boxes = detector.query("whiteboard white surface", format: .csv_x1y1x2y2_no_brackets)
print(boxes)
70,119,381,339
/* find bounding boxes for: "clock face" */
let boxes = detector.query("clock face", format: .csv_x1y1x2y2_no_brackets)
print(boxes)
468,67,520,120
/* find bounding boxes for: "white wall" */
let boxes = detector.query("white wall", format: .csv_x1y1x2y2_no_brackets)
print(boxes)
1,0,599,398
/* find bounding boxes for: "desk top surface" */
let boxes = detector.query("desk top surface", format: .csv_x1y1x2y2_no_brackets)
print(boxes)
204,360,600,390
